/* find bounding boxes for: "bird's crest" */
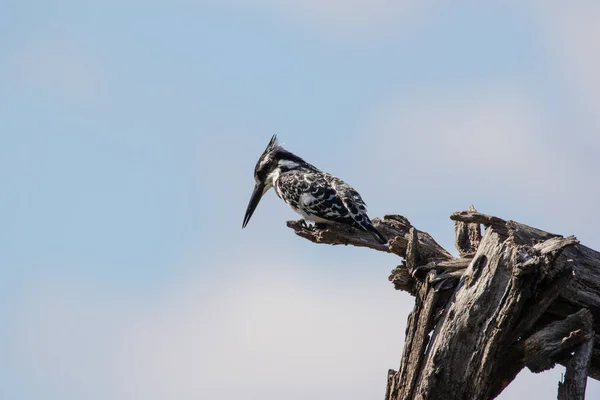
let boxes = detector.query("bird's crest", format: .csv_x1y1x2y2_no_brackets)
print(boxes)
263,134,280,155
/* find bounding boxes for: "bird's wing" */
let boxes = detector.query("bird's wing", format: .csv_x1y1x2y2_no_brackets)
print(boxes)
299,175,350,221
328,176,373,230
279,171,370,228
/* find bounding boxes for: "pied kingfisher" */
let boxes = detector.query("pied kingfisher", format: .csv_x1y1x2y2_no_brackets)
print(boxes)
242,135,387,244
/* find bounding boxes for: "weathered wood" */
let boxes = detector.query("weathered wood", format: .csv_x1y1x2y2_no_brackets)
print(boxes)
388,265,416,294
521,309,593,373
454,204,482,257
492,309,594,399
286,208,600,398
450,211,560,243
384,369,396,400
450,210,600,382
286,219,390,252
450,210,508,231
288,214,452,296
287,214,452,261
437,258,473,270
558,336,596,400
511,264,573,339
406,227,420,276
414,228,576,399
387,273,440,400
410,258,473,281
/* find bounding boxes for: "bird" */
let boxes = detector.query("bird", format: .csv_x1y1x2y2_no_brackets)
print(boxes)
242,135,387,244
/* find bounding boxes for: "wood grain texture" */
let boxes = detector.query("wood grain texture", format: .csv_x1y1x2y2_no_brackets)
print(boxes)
454,204,482,257
286,208,600,398
558,335,595,400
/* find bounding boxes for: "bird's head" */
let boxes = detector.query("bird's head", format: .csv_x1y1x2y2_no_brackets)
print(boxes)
242,135,310,228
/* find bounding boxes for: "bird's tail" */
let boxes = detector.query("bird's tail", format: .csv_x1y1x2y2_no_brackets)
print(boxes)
367,224,387,244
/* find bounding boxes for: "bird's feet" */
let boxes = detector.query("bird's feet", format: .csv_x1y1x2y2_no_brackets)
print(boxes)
298,219,326,231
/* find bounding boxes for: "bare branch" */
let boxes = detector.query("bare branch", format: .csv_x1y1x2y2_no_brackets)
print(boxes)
522,309,594,373
450,210,507,227
558,335,595,400
286,214,453,261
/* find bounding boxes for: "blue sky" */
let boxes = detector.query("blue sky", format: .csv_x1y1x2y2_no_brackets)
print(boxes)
2,1,600,399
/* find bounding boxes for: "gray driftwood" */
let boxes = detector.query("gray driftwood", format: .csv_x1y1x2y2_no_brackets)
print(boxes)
287,207,599,399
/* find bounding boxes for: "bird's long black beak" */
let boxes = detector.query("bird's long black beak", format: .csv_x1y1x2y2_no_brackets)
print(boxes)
242,182,265,228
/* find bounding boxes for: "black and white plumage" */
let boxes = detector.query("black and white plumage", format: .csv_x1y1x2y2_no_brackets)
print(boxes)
242,135,387,244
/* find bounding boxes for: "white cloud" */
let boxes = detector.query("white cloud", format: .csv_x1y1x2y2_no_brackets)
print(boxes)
116,273,404,397
11,258,409,400
354,85,600,243
14,255,599,399
10,232,600,399
359,87,550,198
369,88,544,173
530,2,600,132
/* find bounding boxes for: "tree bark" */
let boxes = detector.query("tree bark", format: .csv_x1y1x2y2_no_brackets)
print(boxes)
286,207,600,399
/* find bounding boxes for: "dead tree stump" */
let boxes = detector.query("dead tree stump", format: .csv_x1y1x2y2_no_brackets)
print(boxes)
287,207,599,399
